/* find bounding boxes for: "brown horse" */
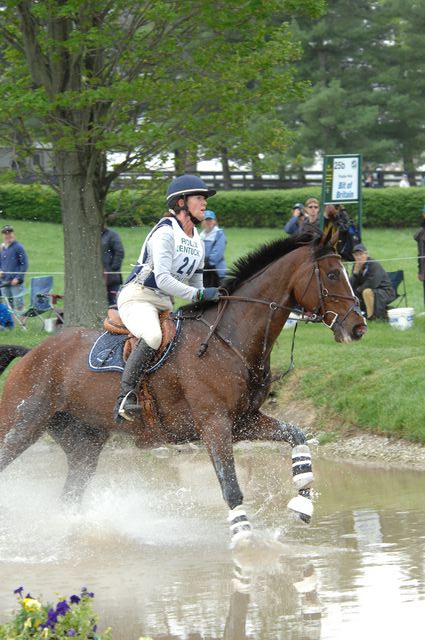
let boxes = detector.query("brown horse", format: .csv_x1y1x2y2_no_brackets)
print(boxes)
0,232,366,542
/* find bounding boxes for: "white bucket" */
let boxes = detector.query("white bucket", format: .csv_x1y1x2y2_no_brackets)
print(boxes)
44,317,57,333
387,307,414,331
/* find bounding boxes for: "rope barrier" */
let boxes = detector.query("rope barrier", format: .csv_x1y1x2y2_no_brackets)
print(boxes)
1,255,424,276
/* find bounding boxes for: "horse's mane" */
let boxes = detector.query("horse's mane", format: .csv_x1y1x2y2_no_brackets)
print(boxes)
180,231,330,312
221,231,326,294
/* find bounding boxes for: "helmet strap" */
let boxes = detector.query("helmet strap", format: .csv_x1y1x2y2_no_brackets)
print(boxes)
176,195,201,226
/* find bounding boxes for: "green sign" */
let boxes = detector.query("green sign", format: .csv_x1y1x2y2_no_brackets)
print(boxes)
322,154,362,203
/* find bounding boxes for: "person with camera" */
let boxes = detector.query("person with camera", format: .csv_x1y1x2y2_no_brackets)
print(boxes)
114,174,220,422
284,203,305,235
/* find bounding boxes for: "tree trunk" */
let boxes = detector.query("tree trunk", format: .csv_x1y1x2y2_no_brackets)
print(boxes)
55,150,107,327
221,148,232,189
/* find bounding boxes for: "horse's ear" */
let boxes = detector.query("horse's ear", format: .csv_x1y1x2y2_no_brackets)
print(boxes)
330,229,339,249
319,227,334,248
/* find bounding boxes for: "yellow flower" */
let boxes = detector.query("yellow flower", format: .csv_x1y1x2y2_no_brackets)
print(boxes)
22,597,42,612
24,617,32,628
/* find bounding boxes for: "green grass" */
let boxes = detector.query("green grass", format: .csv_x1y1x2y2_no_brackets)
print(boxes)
1,221,424,442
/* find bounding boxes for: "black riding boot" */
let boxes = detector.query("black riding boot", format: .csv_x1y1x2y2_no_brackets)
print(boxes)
114,338,156,423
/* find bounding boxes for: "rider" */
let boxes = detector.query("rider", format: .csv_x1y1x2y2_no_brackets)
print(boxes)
114,174,220,422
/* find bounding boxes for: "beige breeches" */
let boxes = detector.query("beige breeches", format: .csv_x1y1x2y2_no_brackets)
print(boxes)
362,288,374,318
117,281,173,349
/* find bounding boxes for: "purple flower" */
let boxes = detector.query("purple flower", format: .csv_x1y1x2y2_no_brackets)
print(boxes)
70,594,80,604
13,586,24,596
56,600,70,617
67,630,76,637
80,587,94,598
41,607,58,629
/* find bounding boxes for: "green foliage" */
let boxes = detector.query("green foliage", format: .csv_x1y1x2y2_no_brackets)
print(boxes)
0,587,111,639
2,183,425,228
0,184,61,223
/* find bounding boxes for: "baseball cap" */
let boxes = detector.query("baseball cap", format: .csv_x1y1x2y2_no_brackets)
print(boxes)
1,224,14,234
204,210,216,220
352,243,367,253
293,203,304,210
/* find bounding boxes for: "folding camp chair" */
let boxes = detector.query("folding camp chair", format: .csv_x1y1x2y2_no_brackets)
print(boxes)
0,288,28,331
22,276,64,329
387,270,408,308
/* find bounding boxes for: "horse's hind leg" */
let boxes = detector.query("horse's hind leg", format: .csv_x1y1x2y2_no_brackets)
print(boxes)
48,414,109,504
234,411,314,523
0,400,49,472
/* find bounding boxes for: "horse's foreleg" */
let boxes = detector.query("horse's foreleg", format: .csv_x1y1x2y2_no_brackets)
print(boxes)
200,416,253,544
48,417,109,504
234,411,314,523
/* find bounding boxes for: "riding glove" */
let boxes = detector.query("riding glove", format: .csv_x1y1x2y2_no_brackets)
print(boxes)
193,287,220,302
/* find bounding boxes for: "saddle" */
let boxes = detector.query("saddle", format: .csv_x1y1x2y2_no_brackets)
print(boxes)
103,308,176,362
103,308,177,430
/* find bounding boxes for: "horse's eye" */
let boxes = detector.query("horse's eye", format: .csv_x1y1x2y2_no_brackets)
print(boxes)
327,270,339,281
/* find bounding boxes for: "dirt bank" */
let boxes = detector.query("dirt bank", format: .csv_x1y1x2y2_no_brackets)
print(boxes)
266,397,425,472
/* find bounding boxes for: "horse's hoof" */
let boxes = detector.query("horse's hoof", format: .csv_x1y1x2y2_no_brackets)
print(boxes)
228,506,253,544
287,495,314,523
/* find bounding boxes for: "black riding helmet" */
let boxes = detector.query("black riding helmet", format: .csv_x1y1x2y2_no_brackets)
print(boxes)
167,174,216,204
167,174,216,226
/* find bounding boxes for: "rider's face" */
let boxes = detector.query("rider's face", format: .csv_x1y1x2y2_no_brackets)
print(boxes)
186,194,207,221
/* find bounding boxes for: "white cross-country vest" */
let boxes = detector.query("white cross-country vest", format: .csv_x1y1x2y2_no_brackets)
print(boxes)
127,217,204,289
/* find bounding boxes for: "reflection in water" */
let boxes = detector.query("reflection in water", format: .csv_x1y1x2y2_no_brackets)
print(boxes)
0,439,424,639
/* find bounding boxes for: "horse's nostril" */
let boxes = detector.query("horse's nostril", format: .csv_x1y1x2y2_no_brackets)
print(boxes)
353,324,367,338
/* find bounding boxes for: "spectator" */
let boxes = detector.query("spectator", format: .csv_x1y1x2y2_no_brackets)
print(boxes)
350,243,395,320
413,205,425,308
399,173,410,188
200,209,227,286
101,225,125,306
323,203,359,261
364,174,374,188
0,301,14,329
284,203,305,235
303,197,321,234
0,224,28,315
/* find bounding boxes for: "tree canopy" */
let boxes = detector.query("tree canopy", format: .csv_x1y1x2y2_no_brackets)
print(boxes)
0,0,324,325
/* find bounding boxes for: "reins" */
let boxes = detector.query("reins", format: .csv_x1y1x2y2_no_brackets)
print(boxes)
188,251,359,385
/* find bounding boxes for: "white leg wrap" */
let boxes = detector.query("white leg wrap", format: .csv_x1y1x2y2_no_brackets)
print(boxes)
287,492,314,524
292,444,313,489
228,506,253,543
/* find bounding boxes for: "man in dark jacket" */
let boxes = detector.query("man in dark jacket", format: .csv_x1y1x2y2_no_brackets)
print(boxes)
350,243,395,320
101,226,125,306
0,224,28,313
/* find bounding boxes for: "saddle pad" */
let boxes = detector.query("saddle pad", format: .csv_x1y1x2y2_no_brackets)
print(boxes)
88,332,127,372
88,312,183,374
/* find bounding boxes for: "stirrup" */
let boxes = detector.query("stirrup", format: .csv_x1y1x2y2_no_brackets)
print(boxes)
118,391,141,422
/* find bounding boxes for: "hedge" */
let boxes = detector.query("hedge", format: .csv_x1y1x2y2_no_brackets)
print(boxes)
1,182,424,229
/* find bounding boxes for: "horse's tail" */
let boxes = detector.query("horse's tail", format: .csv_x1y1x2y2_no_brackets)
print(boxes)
0,345,30,375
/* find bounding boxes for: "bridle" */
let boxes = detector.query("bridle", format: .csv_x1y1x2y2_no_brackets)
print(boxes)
193,252,360,381
296,253,360,332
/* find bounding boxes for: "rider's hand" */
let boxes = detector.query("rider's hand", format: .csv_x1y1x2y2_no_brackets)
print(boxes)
203,287,220,301
193,287,220,302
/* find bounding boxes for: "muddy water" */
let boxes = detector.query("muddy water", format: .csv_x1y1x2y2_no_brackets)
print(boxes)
0,438,425,639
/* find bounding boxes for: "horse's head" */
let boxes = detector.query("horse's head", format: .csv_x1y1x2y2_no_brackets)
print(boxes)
292,233,367,343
